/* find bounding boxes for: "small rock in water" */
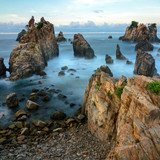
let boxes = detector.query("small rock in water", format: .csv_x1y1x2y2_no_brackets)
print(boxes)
68,69,76,72
58,71,65,76
50,110,66,120
157,53,160,57
42,95,50,102
61,66,68,70
26,100,40,110
70,103,76,107
126,60,133,65
38,81,43,84
58,94,67,99
6,93,19,108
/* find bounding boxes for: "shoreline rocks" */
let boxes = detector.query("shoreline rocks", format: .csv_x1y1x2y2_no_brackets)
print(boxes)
9,16,59,81
73,33,95,59
6,93,19,108
134,50,157,76
82,66,160,159
116,44,127,60
119,22,160,42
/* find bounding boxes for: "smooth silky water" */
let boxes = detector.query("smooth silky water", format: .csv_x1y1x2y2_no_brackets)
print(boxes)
0,32,160,127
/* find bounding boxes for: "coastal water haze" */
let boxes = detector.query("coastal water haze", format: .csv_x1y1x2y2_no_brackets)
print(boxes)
0,32,160,127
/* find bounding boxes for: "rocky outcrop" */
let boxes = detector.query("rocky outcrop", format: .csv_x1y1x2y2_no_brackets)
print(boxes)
116,44,127,60
135,40,154,51
82,66,160,160
105,54,114,64
119,22,160,42
9,16,59,81
16,29,26,41
108,36,112,39
73,34,95,59
0,58,6,77
56,31,66,42
134,50,157,76
6,93,19,108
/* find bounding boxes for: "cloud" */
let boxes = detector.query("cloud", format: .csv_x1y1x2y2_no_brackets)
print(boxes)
93,10,104,13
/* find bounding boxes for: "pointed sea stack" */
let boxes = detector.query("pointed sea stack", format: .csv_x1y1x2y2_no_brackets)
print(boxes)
56,31,66,42
116,44,127,60
73,34,95,59
9,16,59,81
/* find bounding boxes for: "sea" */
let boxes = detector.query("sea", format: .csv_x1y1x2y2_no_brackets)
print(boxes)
0,32,160,127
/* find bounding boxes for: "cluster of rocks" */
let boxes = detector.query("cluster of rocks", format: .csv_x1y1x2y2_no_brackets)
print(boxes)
82,66,160,160
9,16,59,81
73,33,95,59
58,66,77,77
56,31,66,42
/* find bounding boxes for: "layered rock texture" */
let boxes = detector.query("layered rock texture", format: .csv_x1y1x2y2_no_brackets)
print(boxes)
82,66,160,160
73,34,95,59
134,50,157,77
116,44,127,60
16,29,26,41
56,31,66,42
9,16,59,81
135,40,154,51
119,22,160,42
0,58,6,77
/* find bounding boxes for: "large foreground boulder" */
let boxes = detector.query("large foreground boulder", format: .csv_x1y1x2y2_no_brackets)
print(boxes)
116,44,127,60
134,50,157,76
9,16,59,81
0,58,6,77
82,67,160,160
73,34,95,59
119,22,160,42
6,93,19,108
16,29,26,41
135,40,154,51
56,31,66,42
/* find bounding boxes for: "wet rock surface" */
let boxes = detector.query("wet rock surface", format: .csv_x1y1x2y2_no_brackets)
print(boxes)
116,44,127,60
6,93,19,108
134,50,157,76
73,33,95,59
105,54,113,64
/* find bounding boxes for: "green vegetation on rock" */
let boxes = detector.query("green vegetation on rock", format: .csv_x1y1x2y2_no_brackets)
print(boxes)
37,22,43,30
14,53,20,58
147,81,160,95
129,21,138,30
96,81,102,90
107,91,113,99
22,53,30,57
115,82,126,98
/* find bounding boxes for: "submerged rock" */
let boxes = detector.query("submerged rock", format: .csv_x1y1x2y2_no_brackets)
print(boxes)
6,93,19,108
116,44,127,60
58,71,65,76
134,50,157,76
50,110,66,120
73,33,95,59
126,60,133,65
61,66,68,70
82,67,160,159
16,29,26,41
105,54,113,64
9,16,59,81
119,22,160,42
135,39,154,51
56,31,66,42
0,58,6,77
108,35,112,39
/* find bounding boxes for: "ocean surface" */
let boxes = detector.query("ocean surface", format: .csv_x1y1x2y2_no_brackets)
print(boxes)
0,32,160,127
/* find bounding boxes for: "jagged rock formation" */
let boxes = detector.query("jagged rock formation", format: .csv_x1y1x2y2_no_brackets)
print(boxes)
9,16,59,81
135,40,154,51
73,34,95,59
134,50,157,76
119,22,160,42
105,54,114,64
0,58,6,77
56,31,66,42
82,66,160,160
116,44,127,60
16,29,26,41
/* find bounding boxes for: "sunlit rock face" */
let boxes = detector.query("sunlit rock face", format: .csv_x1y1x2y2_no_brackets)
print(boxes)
82,66,160,160
119,23,160,42
9,16,59,81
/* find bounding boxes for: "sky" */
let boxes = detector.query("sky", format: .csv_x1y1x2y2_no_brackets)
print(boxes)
0,0,160,32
